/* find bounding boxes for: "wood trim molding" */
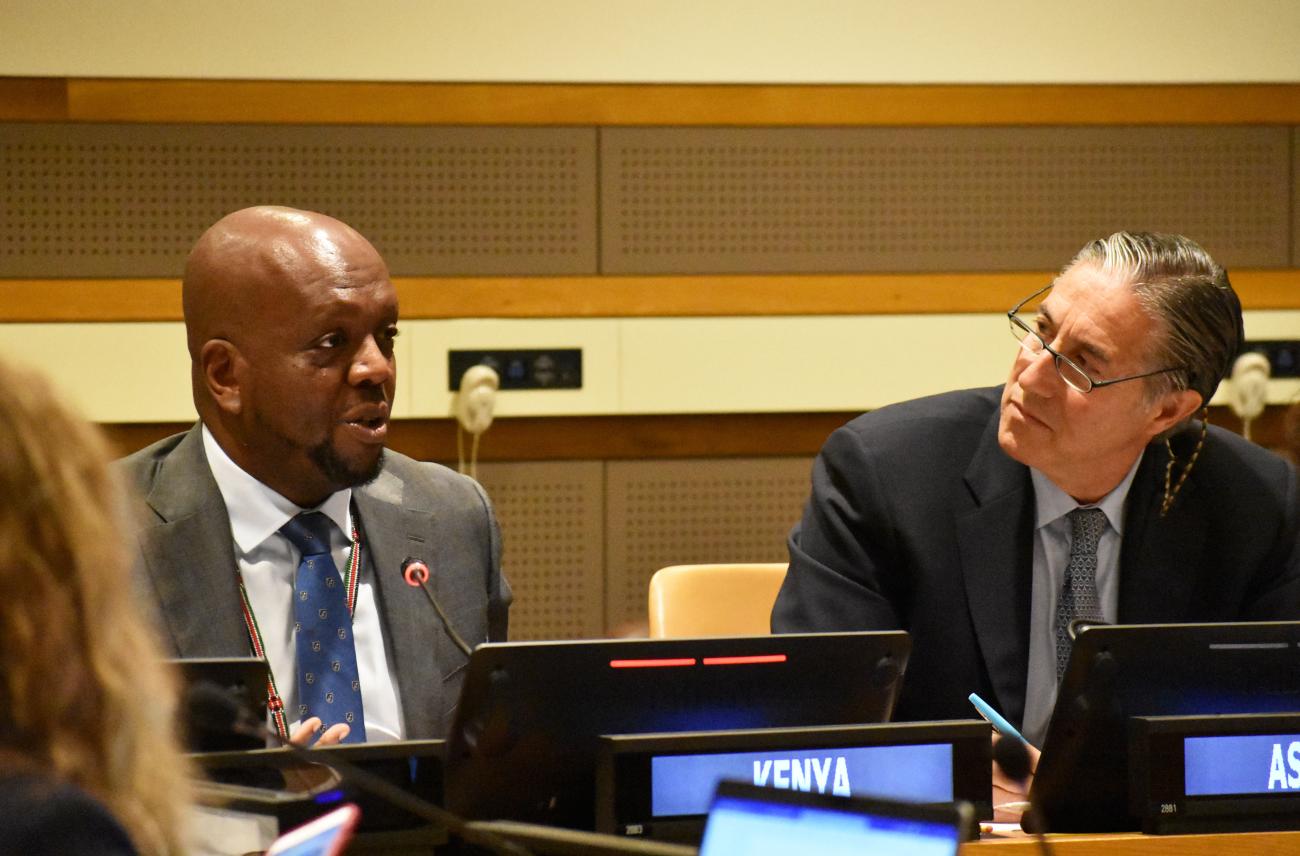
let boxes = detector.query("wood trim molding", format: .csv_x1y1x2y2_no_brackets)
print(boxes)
3,270,1299,323
4,79,1300,126
99,405,1298,463
0,77,66,120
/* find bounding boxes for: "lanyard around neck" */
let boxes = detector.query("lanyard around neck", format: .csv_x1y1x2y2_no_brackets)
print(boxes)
236,516,362,742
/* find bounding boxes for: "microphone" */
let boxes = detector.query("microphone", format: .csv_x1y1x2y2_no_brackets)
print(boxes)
402,557,473,658
993,736,1054,855
993,733,1032,780
187,680,530,856
1067,618,1107,641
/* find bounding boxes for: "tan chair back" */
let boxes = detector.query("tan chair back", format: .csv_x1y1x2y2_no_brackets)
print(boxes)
647,563,788,638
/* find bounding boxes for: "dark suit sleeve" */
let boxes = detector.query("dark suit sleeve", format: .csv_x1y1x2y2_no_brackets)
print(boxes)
468,477,512,641
773,424,908,632
0,777,138,856
1240,456,1300,619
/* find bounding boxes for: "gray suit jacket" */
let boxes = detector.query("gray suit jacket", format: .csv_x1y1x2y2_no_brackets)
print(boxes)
117,425,511,739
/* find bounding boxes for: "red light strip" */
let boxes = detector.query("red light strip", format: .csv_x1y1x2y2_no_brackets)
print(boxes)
702,654,788,666
609,657,698,668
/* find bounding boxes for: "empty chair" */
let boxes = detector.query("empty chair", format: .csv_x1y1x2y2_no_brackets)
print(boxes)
647,563,788,638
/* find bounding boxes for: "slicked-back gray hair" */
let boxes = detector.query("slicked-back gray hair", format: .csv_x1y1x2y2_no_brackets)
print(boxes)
1066,231,1244,407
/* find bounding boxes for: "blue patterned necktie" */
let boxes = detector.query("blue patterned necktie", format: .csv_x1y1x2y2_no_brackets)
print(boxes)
1055,507,1107,681
280,512,367,743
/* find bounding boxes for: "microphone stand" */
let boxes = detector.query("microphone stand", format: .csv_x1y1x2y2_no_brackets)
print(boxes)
403,557,473,658
994,735,1055,856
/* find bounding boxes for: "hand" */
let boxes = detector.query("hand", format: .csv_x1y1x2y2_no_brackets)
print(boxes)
288,716,350,747
991,736,1040,823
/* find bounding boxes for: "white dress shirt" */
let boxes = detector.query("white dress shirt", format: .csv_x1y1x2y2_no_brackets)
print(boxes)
201,426,404,742
1020,454,1142,747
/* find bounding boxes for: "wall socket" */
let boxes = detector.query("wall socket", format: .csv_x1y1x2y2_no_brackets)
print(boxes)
1243,341,1300,378
449,348,583,390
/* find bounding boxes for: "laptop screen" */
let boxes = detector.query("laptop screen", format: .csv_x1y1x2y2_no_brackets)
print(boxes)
699,782,964,856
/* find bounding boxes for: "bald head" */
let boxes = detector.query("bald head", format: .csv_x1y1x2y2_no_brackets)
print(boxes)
182,206,385,361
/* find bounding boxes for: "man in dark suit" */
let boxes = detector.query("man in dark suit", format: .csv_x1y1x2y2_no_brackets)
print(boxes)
772,232,1299,807
120,206,510,744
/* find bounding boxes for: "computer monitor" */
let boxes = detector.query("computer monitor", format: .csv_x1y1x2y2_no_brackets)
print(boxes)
699,781,970,856
443,632,911,830
1031,621,1300,832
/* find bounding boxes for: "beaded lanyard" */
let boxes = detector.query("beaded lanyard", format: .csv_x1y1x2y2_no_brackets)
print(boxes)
236,517,362,741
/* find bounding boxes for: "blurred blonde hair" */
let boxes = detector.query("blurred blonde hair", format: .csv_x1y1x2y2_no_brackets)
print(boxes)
0,356,190,855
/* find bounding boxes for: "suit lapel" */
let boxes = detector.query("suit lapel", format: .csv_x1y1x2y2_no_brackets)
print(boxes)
956,414,1036,725
1118,434,1205,621
356,463,444,739
141,426,248,656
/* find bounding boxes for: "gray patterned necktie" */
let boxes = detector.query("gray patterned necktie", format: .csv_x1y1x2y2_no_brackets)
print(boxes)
1055,507,1107,681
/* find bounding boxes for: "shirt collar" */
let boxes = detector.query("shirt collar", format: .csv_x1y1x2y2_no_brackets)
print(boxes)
1029,451,1143,537
201,424,353,555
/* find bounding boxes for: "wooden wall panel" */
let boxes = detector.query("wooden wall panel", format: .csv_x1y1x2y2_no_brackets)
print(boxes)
601,126,1291,274
3,80,1300,126
0,123,596,277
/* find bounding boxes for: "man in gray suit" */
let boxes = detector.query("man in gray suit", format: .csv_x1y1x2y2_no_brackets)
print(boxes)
120,206,510,744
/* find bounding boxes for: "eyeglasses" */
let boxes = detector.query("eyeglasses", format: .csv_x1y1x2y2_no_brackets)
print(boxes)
1007,284,1186,394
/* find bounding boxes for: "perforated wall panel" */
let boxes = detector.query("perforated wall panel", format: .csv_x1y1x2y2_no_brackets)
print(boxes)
1293,128,1300,269
601,126,1291,274
473,461,605,641
604,457,812,633
0,123,596,277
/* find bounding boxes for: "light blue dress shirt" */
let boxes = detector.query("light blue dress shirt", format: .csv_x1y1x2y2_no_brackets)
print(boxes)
1020,453,1142,746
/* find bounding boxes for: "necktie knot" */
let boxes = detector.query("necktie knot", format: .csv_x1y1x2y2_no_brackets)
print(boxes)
280,512,335,558
1067,507,1107,552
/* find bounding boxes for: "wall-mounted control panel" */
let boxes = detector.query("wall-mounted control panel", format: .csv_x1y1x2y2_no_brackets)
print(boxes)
449,348,583,391
1243,341,1300,378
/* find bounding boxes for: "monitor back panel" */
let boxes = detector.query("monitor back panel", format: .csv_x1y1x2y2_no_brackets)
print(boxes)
1033,621,1300,832
444,632,910,829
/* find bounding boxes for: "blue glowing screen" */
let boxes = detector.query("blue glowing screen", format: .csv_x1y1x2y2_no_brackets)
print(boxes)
700,795,958,856
1184,734,1300,796
651,743,953,817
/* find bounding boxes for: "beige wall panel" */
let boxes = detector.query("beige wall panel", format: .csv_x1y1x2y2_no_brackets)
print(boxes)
604,457,811,633
0,322,195,422
601,126,1290,274
405,319,620,418
4,1,1300,83
0,319,416,423
0,123,597,277
1211,310,1300,407
473,460,605,640
619,315,1010,414
5,311,1296,423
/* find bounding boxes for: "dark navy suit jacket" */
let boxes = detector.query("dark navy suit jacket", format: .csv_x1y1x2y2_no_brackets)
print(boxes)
773,387,1300,730
0,775,137,856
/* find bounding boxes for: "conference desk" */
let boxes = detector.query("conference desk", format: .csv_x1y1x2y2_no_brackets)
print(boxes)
328,822,1300,854
336,826,1300,854
966,828,1300,855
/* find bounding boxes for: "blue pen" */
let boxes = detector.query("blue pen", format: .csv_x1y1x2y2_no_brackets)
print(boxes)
968,692,1027,744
